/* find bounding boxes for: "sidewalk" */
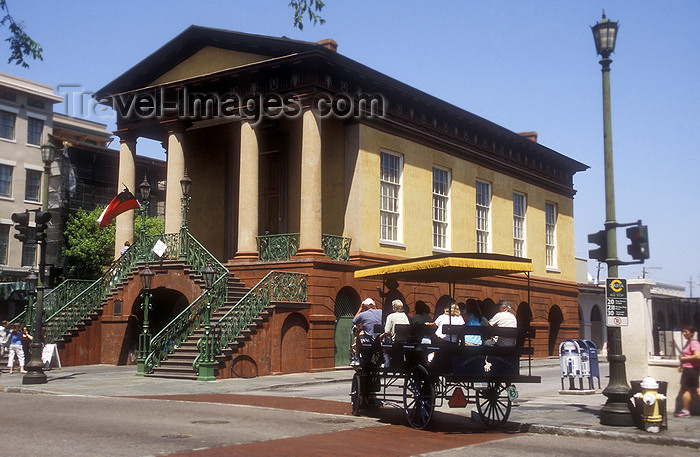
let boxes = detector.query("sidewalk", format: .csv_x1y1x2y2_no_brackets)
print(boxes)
1,362,698,450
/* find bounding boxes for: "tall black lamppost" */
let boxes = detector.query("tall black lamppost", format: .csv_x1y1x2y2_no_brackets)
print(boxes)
179,171,192,259
136,264,154,376
22,142,55,385
592,11,632,426
138,175,151,240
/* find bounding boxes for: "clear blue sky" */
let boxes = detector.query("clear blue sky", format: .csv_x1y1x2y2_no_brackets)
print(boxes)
7,1,700,293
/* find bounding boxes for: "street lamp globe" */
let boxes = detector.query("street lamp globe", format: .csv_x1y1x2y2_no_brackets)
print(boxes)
591,11,619,58
26,269,38,293
139,265,154,291
202,263,215,290
40,142,56,166
180,171,192,197
139,175,151,201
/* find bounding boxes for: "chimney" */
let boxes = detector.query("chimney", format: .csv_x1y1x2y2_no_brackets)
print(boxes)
316,38,338,52
518,131,538,143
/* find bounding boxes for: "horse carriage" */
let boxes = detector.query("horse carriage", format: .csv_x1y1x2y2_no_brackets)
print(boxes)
350,254,541,429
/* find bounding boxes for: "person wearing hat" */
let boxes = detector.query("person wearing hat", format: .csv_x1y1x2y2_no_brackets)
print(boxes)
350,297,383,366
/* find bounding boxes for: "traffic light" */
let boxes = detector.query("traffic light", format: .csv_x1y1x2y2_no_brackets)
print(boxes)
11,211,30,243
588,230,607,262
35,211,52,242
626,224,649,260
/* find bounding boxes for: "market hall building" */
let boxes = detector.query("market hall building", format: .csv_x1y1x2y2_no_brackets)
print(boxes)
78,26,588,378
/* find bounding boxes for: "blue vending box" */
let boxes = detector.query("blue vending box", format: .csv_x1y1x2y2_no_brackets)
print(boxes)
580,340,600,389
559,340,584,390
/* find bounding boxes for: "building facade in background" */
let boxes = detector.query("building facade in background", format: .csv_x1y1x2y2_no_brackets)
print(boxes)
88,26,589,374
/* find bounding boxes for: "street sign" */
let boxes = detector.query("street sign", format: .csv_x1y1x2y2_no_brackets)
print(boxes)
605,278,628,327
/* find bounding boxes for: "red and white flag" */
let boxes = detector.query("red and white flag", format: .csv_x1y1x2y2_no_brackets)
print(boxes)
97,188,141,228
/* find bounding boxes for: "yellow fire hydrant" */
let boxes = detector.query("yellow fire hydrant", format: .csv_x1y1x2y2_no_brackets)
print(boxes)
632,376,666,433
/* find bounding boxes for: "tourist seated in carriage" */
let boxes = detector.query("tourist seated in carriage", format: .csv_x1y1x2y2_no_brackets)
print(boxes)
485,300,517,347
380,299,410,367
463,299,488,346
351,297,383,366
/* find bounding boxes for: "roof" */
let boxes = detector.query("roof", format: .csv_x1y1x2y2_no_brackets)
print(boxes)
354,253,533,283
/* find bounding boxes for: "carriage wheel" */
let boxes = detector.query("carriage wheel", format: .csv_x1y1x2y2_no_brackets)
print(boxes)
350,373,363,416
403,365,435,429
476,382,512,428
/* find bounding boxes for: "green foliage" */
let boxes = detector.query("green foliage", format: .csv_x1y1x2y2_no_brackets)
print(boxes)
63,206,164,279
289,0,326,30
0,1,42,68
63,207,115,279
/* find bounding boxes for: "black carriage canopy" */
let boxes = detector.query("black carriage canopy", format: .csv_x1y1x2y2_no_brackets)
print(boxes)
353,252,533,284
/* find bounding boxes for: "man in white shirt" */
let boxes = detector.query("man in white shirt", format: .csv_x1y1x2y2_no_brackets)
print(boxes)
487,300,517,347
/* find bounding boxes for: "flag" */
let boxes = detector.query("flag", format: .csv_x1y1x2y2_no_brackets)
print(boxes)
97,188,141,228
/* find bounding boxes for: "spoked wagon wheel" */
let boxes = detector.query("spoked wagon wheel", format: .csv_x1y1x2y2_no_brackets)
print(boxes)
403,365,435,429
476,382,512,428
350,372,363,416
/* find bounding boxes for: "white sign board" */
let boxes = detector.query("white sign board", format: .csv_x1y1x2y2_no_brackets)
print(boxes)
605,278,628,327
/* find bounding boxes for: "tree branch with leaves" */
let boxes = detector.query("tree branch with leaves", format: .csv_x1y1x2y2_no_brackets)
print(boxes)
289,0,326,30
0,0,42,68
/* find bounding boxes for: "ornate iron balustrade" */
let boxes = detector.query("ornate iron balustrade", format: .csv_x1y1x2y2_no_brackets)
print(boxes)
42,279,93,319
257,233,300,261
43,230,226,349
142,229,228,373
196,270,307,376
322,234,352,262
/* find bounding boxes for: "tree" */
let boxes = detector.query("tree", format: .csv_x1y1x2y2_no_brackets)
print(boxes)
63,207,115,279
63,206,164,279
0,0,42,68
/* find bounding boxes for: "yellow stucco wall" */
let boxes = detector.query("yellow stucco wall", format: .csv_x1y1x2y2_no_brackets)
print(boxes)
353,124,576,281
150,47,271,86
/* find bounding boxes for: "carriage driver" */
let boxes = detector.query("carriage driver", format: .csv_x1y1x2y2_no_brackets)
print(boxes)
350,298,383,366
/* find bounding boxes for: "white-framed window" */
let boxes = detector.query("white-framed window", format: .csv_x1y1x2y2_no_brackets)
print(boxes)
25,169,41,201
545,202,558,268
0,110,16,140
513,192,526,257
380,151,402,242
0,164,12,197
476,180,491,253
0,224,8,264
27,117,44,146
21,243,36,267
432,166,450,250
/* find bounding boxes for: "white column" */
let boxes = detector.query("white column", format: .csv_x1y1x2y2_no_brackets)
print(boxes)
298,109,323,256
235,121,259,260
163,122,186,234
114,131,136,259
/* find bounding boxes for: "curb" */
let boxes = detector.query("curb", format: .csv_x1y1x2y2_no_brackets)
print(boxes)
523,423,700,449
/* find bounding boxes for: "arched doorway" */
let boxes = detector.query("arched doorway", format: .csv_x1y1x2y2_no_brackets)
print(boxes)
433,295,453,319
480,298,498,320
516,301,532,347
590,305,604,349
548,305,564,356
334,287,360,366
123,287,190,365
281,312,309,373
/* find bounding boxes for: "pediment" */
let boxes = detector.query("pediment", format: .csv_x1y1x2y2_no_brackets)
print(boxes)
150,46,271,86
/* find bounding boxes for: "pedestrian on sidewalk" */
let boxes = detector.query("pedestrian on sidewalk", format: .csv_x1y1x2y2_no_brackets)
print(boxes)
0,320,8,357
6,323,27,374
676,325,700,418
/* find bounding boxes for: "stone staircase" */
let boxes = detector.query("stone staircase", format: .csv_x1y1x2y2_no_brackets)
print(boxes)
144,273,269,380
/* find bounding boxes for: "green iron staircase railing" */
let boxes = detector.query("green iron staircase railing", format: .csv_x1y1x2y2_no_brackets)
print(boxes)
44,231,192,344
142,231,228,374
193,270,307,377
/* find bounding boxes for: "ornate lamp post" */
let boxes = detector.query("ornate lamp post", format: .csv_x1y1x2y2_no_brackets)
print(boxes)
136,264,155,376
138,174,151,240
592,12,632,426
23,269,37,331
23,141,56,385
179,171,192,259
197,262,217,381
